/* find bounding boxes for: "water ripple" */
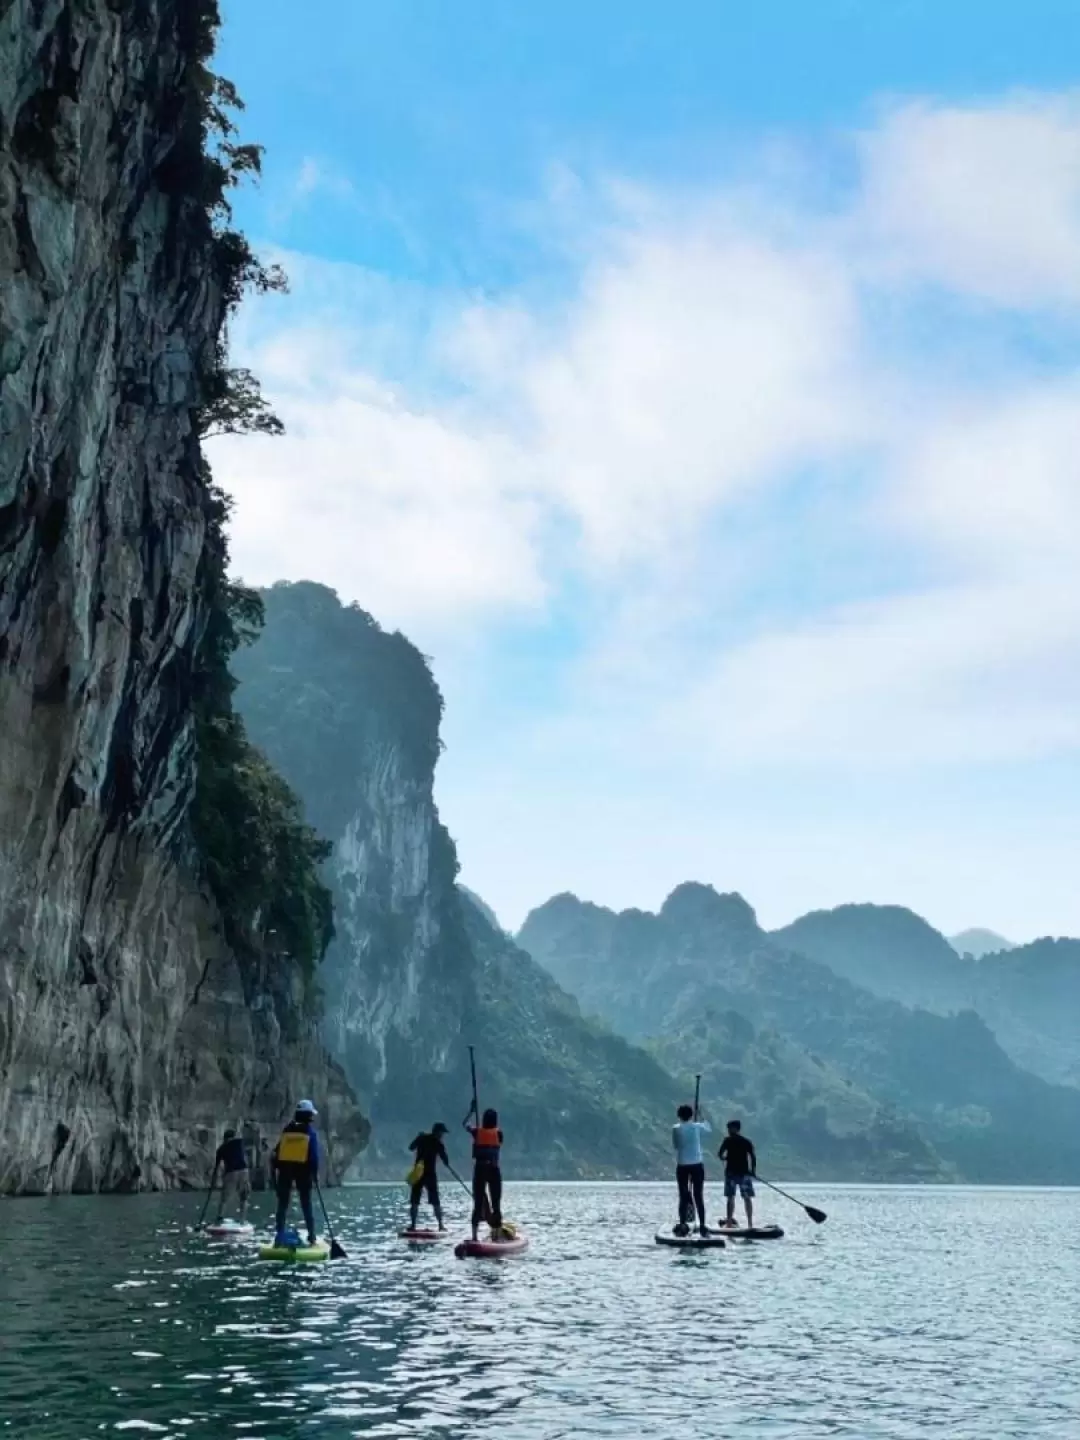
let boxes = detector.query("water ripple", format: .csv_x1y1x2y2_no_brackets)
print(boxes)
0,1184,1077,1437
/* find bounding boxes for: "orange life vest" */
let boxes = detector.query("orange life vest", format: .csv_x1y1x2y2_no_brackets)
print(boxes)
473,1126,501,1161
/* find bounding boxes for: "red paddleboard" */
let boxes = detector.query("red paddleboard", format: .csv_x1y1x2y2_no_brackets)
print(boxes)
454,1233,529,1259
205,1221,254,1239
399,1227,447,1243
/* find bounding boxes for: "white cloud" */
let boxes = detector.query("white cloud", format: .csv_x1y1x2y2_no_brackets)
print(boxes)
212,374,545,627
213,89,1080,782
855,94,1080,307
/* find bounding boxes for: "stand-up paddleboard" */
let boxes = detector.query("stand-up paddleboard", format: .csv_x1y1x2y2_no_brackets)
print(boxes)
715,1224,784,1240
455,1233,529,1259
655,1228,727,1249
205,1219,255,1238
400,1227,448,1243
258,1241,329,1263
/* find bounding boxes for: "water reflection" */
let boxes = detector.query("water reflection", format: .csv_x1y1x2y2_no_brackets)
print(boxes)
0,1185,1077,1437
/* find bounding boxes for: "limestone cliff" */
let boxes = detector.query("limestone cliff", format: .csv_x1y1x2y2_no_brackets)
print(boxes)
0,1,365,1193
234,583,683,1178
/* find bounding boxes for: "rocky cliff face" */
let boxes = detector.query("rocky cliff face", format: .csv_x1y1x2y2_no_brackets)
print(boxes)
0,1,365,1193
234,583,684,1178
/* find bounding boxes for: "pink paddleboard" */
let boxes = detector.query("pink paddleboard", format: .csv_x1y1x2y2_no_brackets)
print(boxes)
454,1233,529,1259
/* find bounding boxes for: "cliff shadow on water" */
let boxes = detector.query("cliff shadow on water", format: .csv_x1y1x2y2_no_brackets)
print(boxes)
0,2,365,1193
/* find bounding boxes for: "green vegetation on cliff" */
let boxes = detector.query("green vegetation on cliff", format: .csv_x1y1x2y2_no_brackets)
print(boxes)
184,10,333,982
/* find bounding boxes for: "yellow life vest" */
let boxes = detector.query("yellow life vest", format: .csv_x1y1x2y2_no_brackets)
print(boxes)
277,1130,311,1165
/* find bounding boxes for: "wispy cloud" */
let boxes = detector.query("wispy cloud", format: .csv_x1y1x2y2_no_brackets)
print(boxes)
211,91,1080,790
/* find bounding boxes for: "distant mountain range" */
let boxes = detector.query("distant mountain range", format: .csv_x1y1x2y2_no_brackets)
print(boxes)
773,905,1079,1088
518,885,1080,1184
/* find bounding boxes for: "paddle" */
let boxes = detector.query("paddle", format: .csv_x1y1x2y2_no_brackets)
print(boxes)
757,1176,827,1225
314,1177,347,1259
693,1074,701,1119
460,1045,493,1226
196,1164,218,1229
444,1159,473,1201
463,1044,480,1127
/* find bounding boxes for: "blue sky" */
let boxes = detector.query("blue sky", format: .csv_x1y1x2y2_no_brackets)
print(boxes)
212,1,1080,939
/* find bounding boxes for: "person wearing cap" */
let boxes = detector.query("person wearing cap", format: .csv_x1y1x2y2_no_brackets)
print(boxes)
270,1100,321,1246
407,1123,449,1231
212,1127,251,1224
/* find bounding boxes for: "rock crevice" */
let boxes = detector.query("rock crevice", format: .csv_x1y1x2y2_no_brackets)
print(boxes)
0,0,366,1194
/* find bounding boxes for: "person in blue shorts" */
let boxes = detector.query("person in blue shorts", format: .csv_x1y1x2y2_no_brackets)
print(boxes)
718,1119,757,1228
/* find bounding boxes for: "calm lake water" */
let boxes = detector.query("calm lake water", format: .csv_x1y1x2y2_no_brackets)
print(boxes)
1,1184,1077,1439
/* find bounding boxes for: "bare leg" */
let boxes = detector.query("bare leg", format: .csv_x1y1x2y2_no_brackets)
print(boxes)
725,1189,736,1226
744,1192,754,1228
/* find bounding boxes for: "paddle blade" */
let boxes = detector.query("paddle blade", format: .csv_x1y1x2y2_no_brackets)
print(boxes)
805,1205,827,1224
329,1238,347,1259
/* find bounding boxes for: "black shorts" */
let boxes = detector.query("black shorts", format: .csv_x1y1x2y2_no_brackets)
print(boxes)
411,1170,439,1204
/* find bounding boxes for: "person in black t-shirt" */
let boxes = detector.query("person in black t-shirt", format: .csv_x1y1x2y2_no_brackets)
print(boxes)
213,1128,251,1223
408,1123,449,1230
717,1119,757,1229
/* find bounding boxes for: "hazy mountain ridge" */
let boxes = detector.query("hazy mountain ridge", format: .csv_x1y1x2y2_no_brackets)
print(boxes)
775,904,1079,1088
519,883,1080,1183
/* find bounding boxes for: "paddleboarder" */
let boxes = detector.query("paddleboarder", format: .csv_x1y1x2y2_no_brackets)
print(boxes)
464,1107,504,1241
718,1119,757,1229
212,1128,251,1225
271,1100,321,1247
672,1103,711,1235
407,1123,450,1231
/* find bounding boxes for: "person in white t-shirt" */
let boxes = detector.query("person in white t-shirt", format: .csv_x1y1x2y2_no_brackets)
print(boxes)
671,1105,712,1235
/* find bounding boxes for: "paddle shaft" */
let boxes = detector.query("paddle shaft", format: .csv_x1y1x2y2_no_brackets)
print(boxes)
757,1176,827,1224
444,1160,472,1200
314,1177,347,1257
197,1165,218,1228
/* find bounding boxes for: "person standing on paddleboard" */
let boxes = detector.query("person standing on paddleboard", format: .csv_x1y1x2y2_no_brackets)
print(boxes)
718,1119,757,1229
465,1107,503,1241
672,1104,711,1235
213,1128,251,1224
271,1100,321,1247
408,1123,449,1231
